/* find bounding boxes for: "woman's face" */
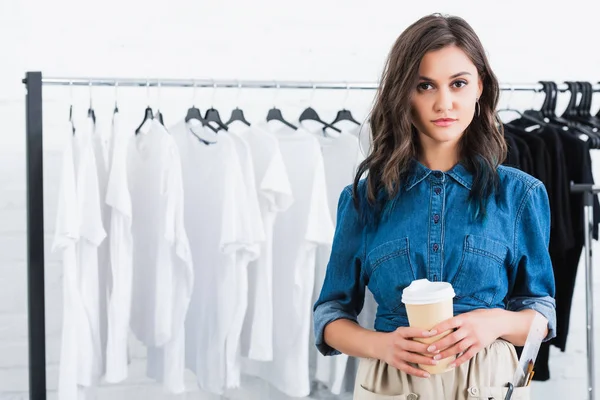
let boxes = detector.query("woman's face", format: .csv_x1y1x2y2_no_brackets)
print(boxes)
410,44,483,149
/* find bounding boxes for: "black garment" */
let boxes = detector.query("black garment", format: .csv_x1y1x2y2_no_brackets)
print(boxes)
504,121,600,381
506,131,533,174
505,124,552,191
537,127,575,252
503,133,521,168
551,129,600,349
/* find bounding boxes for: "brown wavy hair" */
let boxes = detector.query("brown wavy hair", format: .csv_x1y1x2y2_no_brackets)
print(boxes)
353,13,506,224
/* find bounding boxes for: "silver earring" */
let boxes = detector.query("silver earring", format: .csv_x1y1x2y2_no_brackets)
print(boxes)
475,98,480,117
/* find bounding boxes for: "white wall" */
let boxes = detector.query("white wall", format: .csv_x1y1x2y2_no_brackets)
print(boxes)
1,0,600,399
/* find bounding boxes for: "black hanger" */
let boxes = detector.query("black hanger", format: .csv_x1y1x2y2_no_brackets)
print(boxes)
331,109,360,125
185,106,218,133
155,82,165,127
204,107,229,131
562,81,580,119
227,83,251,126
226,107,251,126
595,80,600,118
113,82,120,114
299,106,342,133
156,111,165,126
556,81,599,146
135,106,154,135
572,82,600,128
331,85,360,126
498,85,545,126
69,105,76,136
544,81,572,126
267,107,298,130
87,83,96,124
87,107,96,125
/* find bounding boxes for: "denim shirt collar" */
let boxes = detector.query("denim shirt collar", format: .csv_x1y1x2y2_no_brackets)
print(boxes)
405,159,473,191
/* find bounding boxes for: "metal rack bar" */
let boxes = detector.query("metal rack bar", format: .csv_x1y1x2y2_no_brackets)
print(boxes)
37,77,600,93
570,183,599,400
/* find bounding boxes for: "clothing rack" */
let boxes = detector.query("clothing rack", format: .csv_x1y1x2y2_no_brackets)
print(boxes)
21,71,599,400
570,183,598,400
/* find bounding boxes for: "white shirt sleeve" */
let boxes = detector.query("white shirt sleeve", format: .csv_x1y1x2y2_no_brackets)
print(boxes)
305,150,335,247
233,135,266,245
53,136,79,251
220,146,261,261
79,140,107,247
259,146,294,213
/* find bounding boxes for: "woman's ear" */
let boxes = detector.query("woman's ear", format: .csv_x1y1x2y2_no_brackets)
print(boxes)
478,78,483,99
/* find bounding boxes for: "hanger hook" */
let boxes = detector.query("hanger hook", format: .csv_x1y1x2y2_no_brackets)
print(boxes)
309,82,317,105
531,83,541,109
273,80,279,107
506,84,514,110
192,79,197,107
88,81,93,108
343,82,351,109
211,79,217,108
145,80,151,106
114,80,119,108
157,80,161,110
236,79,242,106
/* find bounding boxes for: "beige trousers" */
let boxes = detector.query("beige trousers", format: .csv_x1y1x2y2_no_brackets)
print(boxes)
354,340,531,399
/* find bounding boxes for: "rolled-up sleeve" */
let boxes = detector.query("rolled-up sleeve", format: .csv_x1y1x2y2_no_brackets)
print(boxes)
508,181,557,342
313,186,367,356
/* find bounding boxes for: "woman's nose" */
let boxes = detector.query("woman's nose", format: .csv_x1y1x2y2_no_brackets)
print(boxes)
434,88,454,112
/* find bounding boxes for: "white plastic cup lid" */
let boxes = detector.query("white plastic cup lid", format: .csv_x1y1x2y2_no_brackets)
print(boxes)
401,279,455,305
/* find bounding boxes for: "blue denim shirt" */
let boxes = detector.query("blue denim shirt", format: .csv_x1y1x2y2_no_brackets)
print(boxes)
313,160,557,356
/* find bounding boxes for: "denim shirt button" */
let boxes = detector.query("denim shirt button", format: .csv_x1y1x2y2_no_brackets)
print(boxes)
433,243,439,252
433,171,443,178
434,187,441,195
433,214,440,223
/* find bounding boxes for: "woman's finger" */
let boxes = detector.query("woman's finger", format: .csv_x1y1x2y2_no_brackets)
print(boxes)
451,345,479,368
401,338,435,355
400,350,440,367
391,360,431,378
434,338,474,361
427,328,468,353
396,326,438,339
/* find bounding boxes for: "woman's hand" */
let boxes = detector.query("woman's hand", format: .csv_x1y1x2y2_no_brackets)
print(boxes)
427,308,504,368
376,327,441,378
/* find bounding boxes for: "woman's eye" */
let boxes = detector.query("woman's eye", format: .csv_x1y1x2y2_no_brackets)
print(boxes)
418,83,433,91
452,80,468,88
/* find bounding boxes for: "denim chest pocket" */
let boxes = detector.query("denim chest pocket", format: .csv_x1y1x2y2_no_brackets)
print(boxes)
451,235,509,306
367,238,416,312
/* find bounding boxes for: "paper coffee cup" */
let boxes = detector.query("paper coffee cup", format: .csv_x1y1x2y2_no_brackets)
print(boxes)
402,279,456,374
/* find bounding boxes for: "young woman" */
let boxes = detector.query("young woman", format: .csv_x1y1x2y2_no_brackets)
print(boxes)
313,14,556,399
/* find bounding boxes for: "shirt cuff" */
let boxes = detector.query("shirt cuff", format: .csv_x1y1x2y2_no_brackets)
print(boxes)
506,296,557,342
313,301,358,356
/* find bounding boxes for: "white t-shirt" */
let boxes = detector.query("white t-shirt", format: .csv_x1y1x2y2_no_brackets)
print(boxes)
128,120,194,393
90,116,112,379
228,122,294,362
170,120,261,395
303,124,378,395
53,118,106,400
253,124,334,398
104,111,133,383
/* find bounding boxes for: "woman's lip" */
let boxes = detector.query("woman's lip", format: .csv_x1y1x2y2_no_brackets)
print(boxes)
432,119,457,127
